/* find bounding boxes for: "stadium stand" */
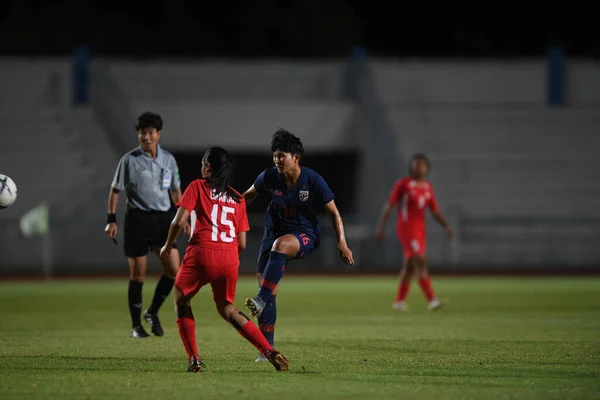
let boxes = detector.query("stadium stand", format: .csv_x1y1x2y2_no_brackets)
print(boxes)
2,58,599,274
0,62,106,221
371,61,600,268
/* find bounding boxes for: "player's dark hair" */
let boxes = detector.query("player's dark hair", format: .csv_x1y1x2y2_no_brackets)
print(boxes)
135,112,163,132
271,128,304,157
408,152,431,176
203,147,242,202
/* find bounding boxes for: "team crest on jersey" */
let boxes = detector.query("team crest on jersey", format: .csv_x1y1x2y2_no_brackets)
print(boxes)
274,190,282,197
299,190,309,202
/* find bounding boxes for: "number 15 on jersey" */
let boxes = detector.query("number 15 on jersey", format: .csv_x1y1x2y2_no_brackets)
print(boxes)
211,204,236,242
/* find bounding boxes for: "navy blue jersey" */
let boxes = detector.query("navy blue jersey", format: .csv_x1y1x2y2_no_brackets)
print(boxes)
254,166,335,237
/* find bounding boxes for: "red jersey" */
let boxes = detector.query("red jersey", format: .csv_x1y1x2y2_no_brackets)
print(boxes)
176,179,250,250
388,178,439,233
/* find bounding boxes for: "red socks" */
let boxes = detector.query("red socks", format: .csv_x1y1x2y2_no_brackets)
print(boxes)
395,282,411,302
178,315,275,360
418,277,435,301
176,317,198,358
236,320,274,355
396,277,436,303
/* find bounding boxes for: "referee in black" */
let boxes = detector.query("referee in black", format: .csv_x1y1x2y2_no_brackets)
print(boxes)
105,111,190,338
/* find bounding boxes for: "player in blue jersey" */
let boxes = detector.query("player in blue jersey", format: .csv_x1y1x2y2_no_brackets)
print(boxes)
243,128,354,361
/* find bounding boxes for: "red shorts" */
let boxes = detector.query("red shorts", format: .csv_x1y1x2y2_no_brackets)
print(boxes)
397,229,426,260
175,246,239,304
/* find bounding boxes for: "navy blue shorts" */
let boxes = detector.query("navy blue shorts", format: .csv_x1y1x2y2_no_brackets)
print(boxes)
256,229,320,274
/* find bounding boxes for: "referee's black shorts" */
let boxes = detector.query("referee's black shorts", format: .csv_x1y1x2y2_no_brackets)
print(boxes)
123,209,178,258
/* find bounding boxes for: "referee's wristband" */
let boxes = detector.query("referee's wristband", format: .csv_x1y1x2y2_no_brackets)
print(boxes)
107,213,117,224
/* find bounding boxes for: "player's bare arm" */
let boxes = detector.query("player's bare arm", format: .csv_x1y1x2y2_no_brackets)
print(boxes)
238,231,247,254
431,209,454,239
105,188,120,239
243,184,262,286
243,185,259,206
170,188,191,235
324,200,354,265
160,207,190,257
169,188,183,204
376,201,393,241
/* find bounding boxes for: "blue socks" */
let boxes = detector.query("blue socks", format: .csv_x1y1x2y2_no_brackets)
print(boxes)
258,251,287,301
258,297,277,346
257,251,288,346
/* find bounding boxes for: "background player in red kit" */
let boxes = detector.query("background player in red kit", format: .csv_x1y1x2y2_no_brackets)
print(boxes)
376,153,453,312
160,147,289,372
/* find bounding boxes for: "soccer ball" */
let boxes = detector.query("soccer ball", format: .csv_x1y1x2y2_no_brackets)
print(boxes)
0,174,18,208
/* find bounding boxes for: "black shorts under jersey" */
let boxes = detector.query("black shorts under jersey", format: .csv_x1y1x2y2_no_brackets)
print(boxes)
123,209,177,258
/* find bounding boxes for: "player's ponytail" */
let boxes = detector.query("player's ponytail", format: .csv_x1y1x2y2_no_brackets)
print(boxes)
203,147,242,203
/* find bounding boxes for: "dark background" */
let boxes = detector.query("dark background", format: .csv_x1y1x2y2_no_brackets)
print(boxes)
1,1,598,58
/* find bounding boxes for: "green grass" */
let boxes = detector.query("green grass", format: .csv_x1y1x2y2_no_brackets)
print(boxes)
1,276,599,399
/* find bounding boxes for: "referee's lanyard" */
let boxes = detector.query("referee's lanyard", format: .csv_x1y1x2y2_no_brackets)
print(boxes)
161,168,172,191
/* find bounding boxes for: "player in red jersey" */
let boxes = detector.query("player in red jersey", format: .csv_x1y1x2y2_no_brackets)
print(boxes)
376,153,453,311
159,147,289,373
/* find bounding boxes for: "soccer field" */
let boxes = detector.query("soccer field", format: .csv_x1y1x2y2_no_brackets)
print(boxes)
1,276,599,399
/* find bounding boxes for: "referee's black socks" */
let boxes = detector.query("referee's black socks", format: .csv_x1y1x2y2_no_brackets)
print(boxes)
128,280,144,327
148,275,175,315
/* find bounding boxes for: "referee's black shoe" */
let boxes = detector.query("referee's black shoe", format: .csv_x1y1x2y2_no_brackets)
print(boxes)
130,325,150,338
143,309,164,337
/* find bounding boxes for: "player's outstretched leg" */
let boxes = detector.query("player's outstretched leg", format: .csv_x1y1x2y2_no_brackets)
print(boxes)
174,289,204,372
218,302,289,371
247,236,296,362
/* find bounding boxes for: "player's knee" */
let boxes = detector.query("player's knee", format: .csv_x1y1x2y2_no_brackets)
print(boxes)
175,294,190,308
271,237,296,257
412,256,427,276
270,240,288,254
128,258,147,282
165,267,178,280
162,256,179,279
217,302,234,320
174,291,190,307
176,303,193,319
401,263,413,278
174,285,187,301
